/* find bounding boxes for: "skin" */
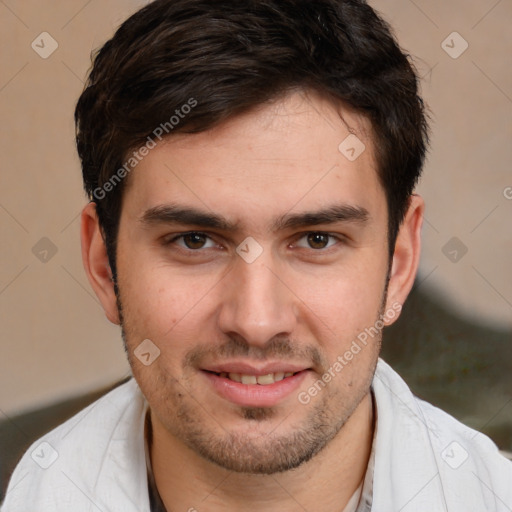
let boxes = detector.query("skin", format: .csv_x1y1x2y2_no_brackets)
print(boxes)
81,90,424,511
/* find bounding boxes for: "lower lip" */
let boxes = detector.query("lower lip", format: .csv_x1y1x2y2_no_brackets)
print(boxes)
202,370,310,408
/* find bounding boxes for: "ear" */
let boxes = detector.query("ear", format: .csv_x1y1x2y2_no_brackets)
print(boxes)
383,194,424,326
80,202,120,325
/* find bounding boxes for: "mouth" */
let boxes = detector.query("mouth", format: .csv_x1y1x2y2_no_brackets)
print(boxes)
201,365,311,408
205,370,299,385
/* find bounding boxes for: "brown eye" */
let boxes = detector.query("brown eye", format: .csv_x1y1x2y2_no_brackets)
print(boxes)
307,233,330,249
182,233,208,249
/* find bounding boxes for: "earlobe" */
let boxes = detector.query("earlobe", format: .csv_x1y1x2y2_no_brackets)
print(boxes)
384,194,424,325
80,202,120,325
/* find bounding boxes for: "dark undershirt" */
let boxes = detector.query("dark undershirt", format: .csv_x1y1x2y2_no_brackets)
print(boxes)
145,412,167,512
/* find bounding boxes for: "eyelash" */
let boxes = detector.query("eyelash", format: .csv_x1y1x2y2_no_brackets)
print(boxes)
163,231,344,252
165,232,219,251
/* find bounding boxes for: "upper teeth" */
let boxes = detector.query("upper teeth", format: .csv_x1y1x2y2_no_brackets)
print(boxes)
218,372,294,385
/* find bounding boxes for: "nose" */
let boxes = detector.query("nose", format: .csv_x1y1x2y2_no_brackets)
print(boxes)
217,250,297,348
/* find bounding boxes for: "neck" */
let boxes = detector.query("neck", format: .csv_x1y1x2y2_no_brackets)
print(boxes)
149,392,374,512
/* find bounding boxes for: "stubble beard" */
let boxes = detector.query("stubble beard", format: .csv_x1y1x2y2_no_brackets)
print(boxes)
115,282,383,475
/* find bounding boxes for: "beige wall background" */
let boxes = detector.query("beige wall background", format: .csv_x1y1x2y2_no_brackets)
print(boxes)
0,0,511,416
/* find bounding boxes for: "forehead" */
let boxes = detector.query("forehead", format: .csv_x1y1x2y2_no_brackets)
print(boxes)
121,90,385,229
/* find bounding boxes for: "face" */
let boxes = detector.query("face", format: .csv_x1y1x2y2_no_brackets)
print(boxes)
112,91,393,473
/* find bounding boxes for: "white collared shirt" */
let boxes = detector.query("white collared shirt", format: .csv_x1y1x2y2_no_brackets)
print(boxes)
2,359,511,511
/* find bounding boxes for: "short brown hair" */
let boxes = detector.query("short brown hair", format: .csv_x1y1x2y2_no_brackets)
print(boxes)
75,0,429,279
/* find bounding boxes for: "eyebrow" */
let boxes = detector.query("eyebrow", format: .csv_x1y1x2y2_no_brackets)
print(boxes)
139,203,370,232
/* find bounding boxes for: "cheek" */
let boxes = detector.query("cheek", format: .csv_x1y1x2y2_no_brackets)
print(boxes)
117,270,210,397
297,258,386,315
289,256,387,353
116,255,223,351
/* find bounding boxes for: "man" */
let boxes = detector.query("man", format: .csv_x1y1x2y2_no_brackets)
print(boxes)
2,0,511,510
